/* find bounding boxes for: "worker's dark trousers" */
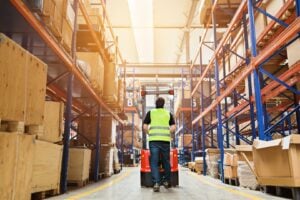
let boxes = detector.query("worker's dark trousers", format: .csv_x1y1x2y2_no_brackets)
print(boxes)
149,141,171,184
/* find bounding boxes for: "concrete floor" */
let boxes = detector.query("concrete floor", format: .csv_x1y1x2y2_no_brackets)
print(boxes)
49,167,289,200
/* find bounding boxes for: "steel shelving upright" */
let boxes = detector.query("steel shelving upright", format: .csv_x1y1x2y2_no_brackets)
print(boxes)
190,0,300,181
1,0,126,193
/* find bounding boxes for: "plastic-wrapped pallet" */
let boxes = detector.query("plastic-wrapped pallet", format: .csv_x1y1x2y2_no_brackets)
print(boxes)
205,155,219,178
237,161,259,190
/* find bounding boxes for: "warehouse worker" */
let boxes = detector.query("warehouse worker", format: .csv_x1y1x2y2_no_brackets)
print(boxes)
143,97,176,192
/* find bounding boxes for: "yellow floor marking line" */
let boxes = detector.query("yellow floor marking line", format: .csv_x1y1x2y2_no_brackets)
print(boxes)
67,170,132,200
188,172,263,200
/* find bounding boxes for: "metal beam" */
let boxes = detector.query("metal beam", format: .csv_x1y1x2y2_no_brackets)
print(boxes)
124,74,189,78
123,63,197,68
175,0,199,63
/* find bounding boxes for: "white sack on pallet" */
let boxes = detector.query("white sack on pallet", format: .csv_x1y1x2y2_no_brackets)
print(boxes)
237,161,259,190
77,60,91,79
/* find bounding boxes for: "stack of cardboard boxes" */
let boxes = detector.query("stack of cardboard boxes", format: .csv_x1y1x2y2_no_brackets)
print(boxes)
223,153,238,179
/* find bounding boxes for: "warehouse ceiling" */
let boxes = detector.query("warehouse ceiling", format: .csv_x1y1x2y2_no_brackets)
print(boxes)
104,0,214,82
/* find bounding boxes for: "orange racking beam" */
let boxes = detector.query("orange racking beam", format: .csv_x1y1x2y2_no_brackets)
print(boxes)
226,62,300,117
192,17,300,125
191,0,247,97
10,0,124,124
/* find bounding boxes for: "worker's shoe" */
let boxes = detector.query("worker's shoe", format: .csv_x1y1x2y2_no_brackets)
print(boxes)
162,181,170,189
153,183,160,192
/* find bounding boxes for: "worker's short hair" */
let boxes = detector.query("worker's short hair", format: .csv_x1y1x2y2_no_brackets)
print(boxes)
155,97,165,108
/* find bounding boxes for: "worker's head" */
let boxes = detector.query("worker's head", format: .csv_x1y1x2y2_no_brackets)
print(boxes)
155,97,165,108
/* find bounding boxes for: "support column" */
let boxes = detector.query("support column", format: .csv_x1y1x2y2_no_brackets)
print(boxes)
247,0,267,140
242,13,256,141
199,45,207,175
212,0,224,182
60,0,78,193
93,106,101,181
222,49,229,148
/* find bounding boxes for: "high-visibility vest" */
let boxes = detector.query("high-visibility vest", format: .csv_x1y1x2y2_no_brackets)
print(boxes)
149,108,170,142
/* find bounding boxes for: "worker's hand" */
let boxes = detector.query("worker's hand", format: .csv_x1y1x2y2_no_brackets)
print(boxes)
170,125,176,134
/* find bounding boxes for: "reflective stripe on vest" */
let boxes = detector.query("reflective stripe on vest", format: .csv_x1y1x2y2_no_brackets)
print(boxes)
149,108,170,142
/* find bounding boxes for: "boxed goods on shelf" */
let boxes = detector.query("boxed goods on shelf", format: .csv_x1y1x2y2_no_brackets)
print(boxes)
253,134,300,187
31,140,63,194
195,157,204,174
61,0,75,52
77,116,117,145
0,33,47,125
68,148,91,183
205,148,220,178
223,152,238,179
42,0,64,38
123,130,141,148
235,145,253,161
38,101,64,143
77,52,104,94
91,146,114,177
0,132,34,200
178,134,193,148
26,53,47,125
188,162,195,171
224,166,238,179
103,61,118,104
287,38,300,68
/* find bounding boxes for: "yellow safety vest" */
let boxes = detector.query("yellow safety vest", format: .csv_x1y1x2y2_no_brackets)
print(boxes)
149,108,171,142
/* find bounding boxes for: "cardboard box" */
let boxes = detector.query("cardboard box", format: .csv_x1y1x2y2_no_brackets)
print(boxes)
25,53,47,125
253,134,300,187
0,34,27,121
39,101,64,143
68,148,91,182
77,116,117,145
287,38,300,67
103,61,118,104
77,52,104,94
224,166,238,178
236,145,253,161
0,132,34,200
0,34,47,125
32,140,63,193
224,153,238,166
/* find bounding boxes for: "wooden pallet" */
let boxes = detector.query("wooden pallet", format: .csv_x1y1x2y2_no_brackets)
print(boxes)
124,164,138,167
224,178,239,186
68,179,89,187
0,120,44,137
31,189,59,200
0,120,25,132
260,185,300,200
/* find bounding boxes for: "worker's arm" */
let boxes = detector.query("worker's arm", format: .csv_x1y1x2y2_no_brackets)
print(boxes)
143,124,149,135
169,113,176,134
169,124,176,134
143,111,151,134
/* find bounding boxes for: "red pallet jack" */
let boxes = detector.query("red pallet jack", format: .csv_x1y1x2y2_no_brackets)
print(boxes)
140,89,178,187
140,148,179,187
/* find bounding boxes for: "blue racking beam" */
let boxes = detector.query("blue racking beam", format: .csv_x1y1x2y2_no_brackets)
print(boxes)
212,0,224,182
265,105,300,136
